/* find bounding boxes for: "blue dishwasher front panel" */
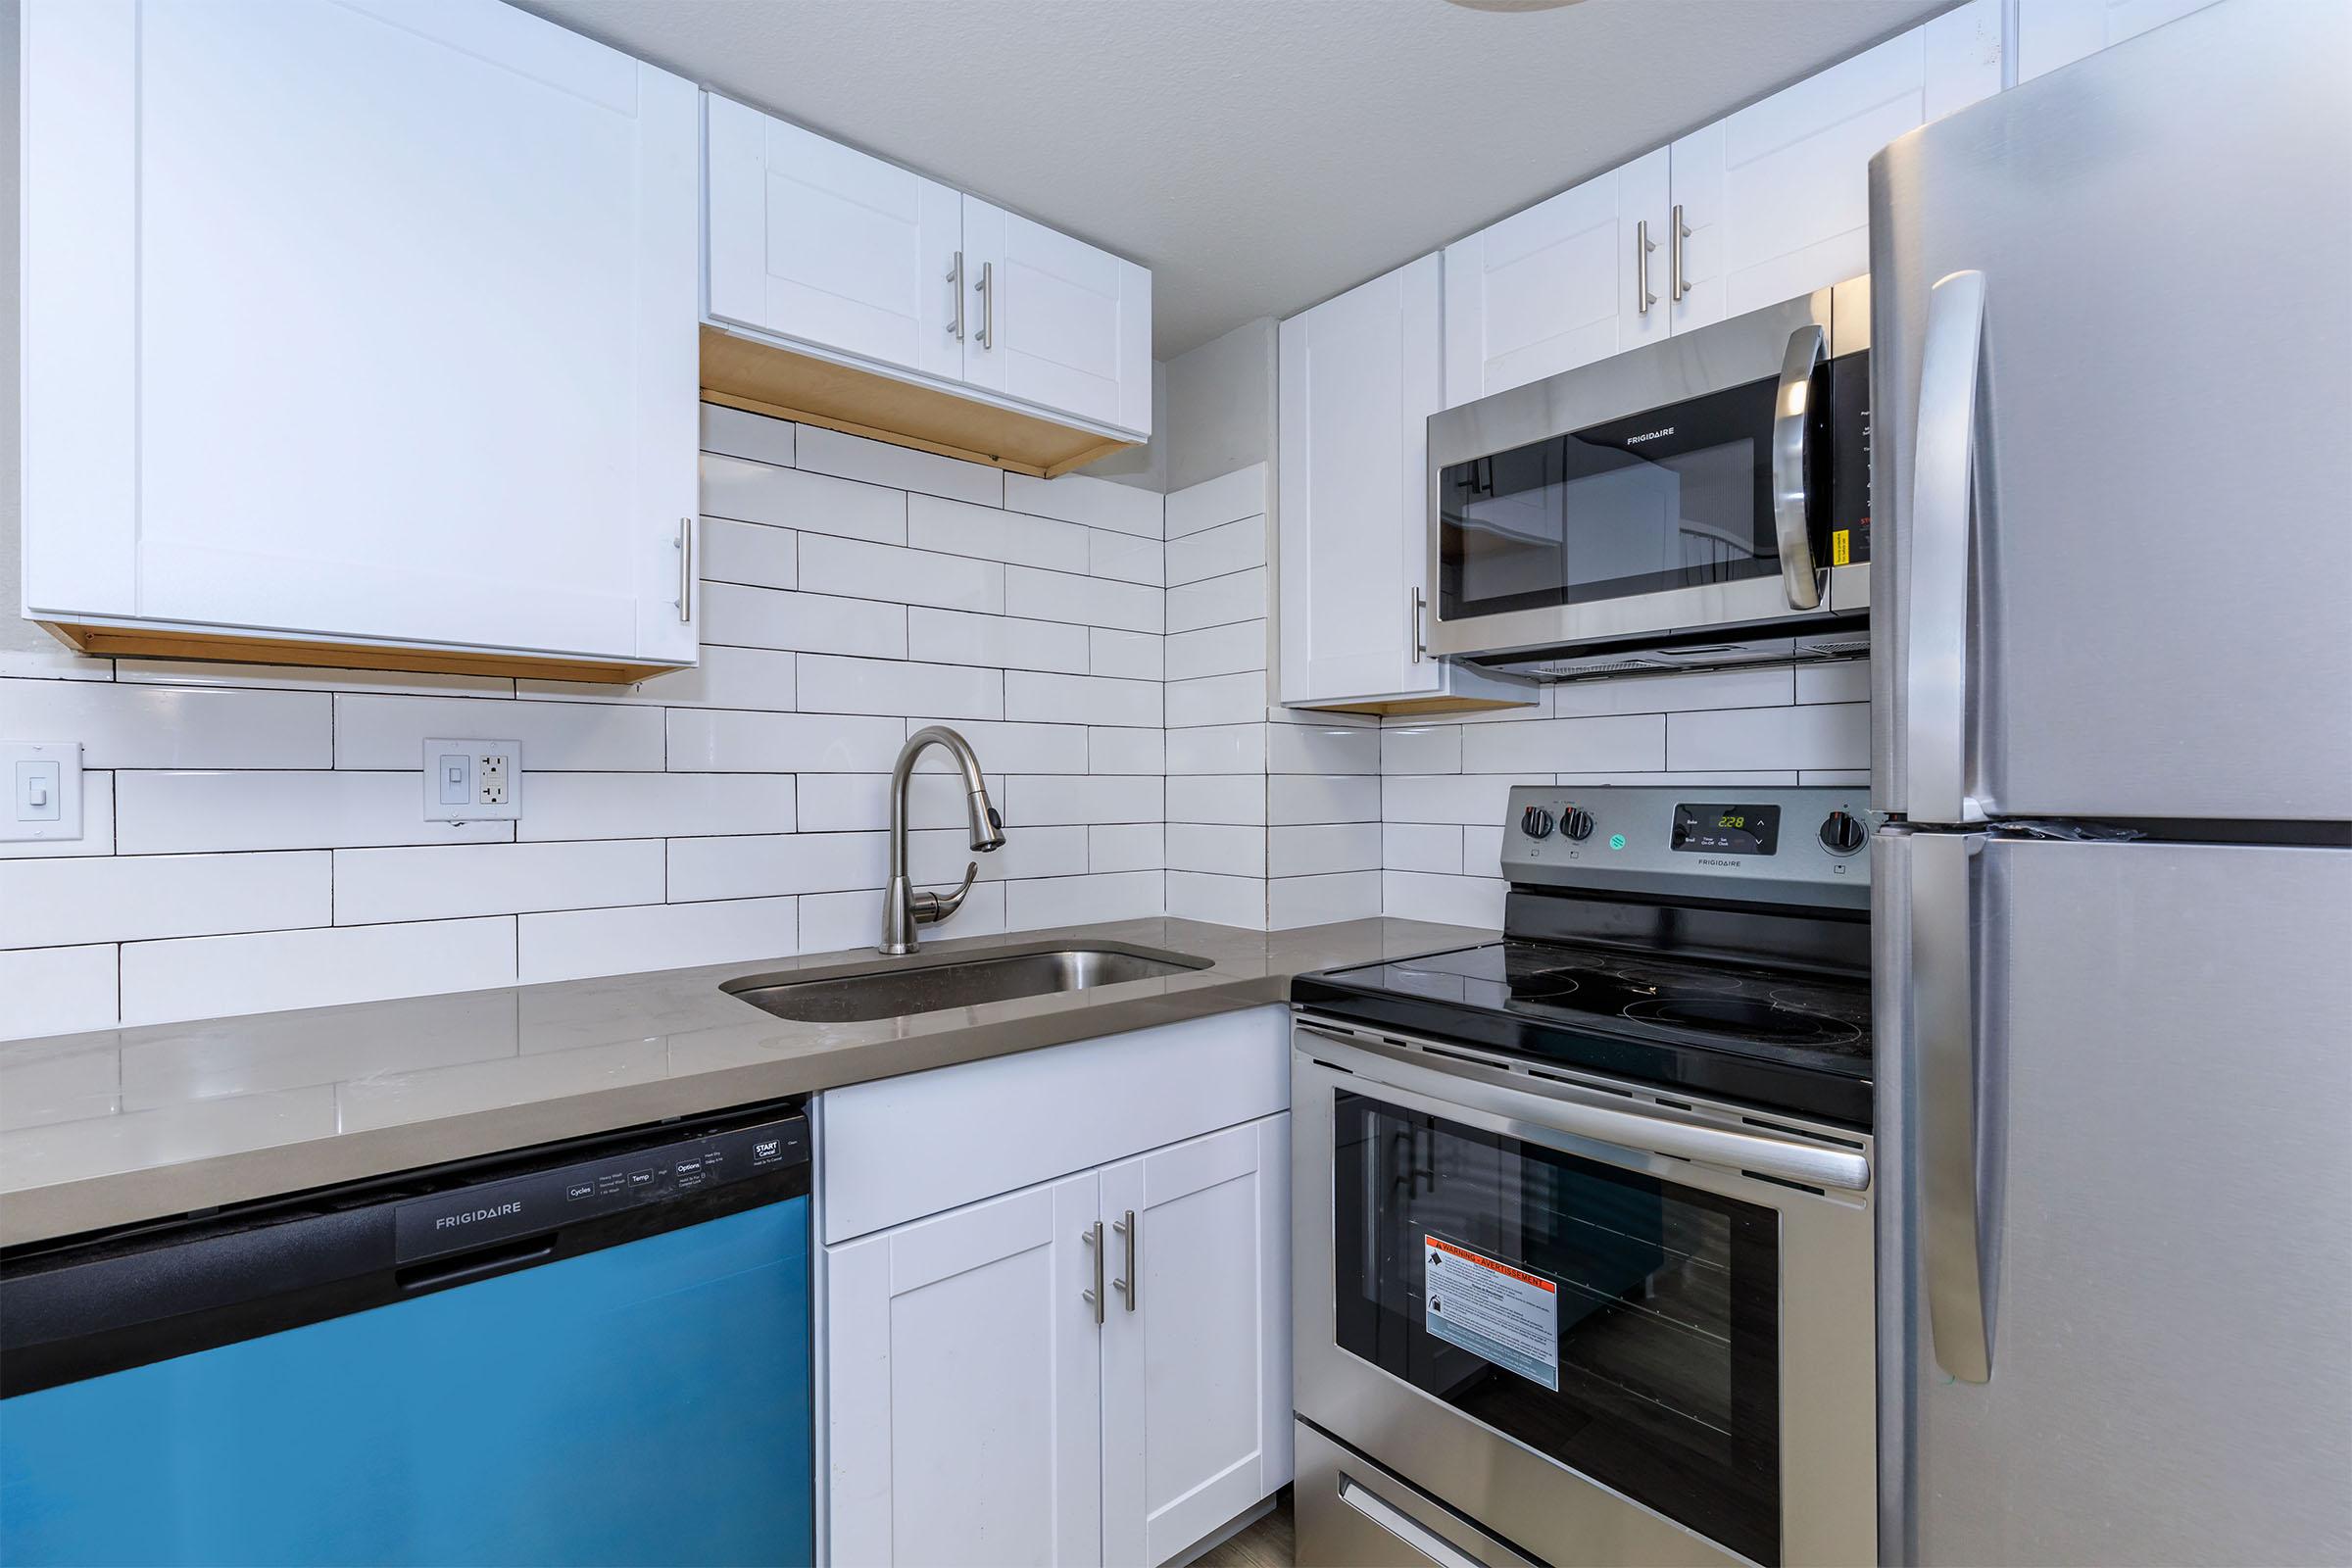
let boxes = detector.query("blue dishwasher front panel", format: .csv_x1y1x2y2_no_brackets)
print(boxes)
0,1195,811,1567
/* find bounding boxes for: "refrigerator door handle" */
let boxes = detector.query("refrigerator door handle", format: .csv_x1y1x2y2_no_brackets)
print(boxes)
1914,831,1992,1383
1908,269,1988,824
1772,323,1827,610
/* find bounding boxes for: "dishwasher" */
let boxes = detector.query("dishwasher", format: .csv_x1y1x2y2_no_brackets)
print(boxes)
0,1100,813,1567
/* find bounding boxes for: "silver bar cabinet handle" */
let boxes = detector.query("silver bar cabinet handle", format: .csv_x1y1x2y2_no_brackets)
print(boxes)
1081,1220,1103,1324
1636,219,1656,316
975,260,995,351
1669,204,1690,303
1408,588,1426,664
947,251,964,340
1913,832,1991,1383
1771,323,1826,611
676,517,693,622
1113,1209,1137,1311
1908,269,1988,824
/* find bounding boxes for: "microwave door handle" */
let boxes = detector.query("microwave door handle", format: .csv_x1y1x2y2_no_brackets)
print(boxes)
1908,270,1988,824
1771,322,1826,611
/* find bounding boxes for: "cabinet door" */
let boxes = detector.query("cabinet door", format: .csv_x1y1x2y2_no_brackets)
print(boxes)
1442,148,1668,408
827,1172,1103,1567
2015,0,2219,81
1277,257,1443,705
1101,1114,1291,1568
1667,0,2002,330
23,0,700,663
960,199,1153,436
705,93,963,385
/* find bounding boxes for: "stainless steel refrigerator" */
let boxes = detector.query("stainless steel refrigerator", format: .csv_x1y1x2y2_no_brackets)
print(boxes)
1867,3,2352,1563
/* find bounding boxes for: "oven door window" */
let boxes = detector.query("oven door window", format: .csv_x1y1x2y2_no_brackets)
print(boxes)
1333,1091,1783,1566
1436,374,1782,621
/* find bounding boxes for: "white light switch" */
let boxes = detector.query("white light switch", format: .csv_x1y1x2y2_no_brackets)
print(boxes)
1,742,83,843
422,738,522,823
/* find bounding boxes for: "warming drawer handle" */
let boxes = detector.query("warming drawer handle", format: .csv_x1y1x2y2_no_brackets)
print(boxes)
1296,1022,1870,1192
1339,1478,1486,1568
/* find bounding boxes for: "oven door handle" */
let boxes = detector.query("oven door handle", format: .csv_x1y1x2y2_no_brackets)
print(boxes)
1297,1022,1869,1192
1771,322,1827,612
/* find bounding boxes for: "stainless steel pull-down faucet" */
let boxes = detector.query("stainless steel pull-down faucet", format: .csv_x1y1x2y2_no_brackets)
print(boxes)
879,725,1005,955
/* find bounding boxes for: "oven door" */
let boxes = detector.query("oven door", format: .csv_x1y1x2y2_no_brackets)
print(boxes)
1424,286,1853,662
1293,1016,1876,1568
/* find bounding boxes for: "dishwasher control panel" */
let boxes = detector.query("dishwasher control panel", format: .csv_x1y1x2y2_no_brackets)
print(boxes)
394,1112,808,1263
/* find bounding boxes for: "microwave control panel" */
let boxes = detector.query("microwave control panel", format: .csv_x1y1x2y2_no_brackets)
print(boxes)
1502,785,1878,910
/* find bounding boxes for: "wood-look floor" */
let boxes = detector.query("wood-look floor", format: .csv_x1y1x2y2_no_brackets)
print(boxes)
1193,1493,1295,1568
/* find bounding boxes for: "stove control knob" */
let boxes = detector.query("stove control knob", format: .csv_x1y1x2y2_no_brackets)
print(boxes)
1561,808,1596,842
1819,810,1867,856
1519,807,1554,839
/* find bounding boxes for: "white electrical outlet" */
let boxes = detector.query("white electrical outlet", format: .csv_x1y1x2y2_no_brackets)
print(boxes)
423,738,522,822
0,741,83,844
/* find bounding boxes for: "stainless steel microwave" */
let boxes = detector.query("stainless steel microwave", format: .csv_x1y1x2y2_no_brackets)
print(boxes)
1425,280,1872,678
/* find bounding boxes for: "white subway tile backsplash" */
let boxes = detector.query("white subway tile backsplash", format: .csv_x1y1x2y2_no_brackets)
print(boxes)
1004,471,1163,539
797,771,1009,833
908,493,1089,573
702,583,907,659
666,709,908,773
519,644,800,711
799,657,1003,721
906,720,1089,775
913,824,1087,884
1086,528,1164,587
1549,666,1794,717
1382,773,1525,826
1088,627,1163,681
1165,516,1266,586
907,609,1089,674
702,456,906,544
1166,672,1266,728
118,771,513,855
335,694,664,771
1381,724,1463,775
1,853,328,950
1667,703,1869,771
1166,870,1265,928
1166,620,1267,681
1005,567,1162,633
1269,774,1381,826
122,918,516,1027
1089,727,1164,776
699,405,797,467
1164,465,1266,538
699,518,798,591
521,772,796,842
1380,871,1506,931
1004,871,1162,931
1086,823,1164,874
1383,823,1463,875
1459,714,1665,775
1268,871,1381,930
1268,722,1379,776
800,535,1004,614
1268,822,1383,878
795,425,1004,508
1165,722,1265,776
516,898,797,985
667,831,888,903
1796,661,1872,705
1006,775,1162,827
335,840,663,924
1463,827,1505,878
0,648,112,681
1167,822,1266,878
0,679,329,769
1167,774,1264,826
1166,567,1267,634
0,946,120,1042
1005,671,1160,729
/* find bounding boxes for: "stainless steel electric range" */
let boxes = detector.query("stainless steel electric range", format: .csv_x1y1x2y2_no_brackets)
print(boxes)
1290,785,1878,1568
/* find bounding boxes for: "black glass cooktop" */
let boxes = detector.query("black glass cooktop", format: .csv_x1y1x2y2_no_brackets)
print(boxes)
1293,941,1872,1127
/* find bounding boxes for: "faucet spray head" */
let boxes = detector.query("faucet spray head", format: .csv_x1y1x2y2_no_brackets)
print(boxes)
968,789,1006,854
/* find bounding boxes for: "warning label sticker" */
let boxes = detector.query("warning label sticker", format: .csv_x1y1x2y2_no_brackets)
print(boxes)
1423,1235,1560,1392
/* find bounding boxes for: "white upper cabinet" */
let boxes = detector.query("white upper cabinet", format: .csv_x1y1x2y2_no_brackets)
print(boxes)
2015,0,2220,81
1667,0,2003,330
22,0,702,672
1278,260,1534,712
705,96,962,385
1442,148,1669,407
702,95,1152,443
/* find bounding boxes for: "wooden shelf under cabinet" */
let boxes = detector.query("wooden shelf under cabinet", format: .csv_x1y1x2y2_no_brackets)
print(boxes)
38,622,674,684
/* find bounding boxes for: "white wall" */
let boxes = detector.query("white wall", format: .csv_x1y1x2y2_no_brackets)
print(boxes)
0,409,1169,1039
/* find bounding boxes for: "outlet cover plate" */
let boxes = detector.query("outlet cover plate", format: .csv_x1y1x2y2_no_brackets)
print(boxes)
423,738,522,822
1,741,83,843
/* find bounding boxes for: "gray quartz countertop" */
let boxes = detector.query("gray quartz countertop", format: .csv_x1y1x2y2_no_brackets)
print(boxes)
0,916,1488,1248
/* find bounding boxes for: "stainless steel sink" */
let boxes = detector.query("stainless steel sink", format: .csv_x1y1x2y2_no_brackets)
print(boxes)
721,942,1211,1023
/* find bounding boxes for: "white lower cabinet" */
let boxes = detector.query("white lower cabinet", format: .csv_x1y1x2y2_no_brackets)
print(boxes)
825,1111,1292,1567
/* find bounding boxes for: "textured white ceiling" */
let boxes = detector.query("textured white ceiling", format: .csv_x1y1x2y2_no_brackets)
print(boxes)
516,0,1951,358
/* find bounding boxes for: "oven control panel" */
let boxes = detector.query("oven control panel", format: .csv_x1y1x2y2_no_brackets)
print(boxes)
1500,784,1878,909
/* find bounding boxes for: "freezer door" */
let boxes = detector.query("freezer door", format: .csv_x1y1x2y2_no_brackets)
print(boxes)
1874,831,2352,1566
1869,0,2352,823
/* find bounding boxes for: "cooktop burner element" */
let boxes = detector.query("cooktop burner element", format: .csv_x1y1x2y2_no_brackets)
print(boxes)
1292,784,1880,1126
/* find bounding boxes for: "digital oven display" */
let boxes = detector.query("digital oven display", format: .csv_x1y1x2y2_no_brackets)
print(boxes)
1672,803,1781,856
